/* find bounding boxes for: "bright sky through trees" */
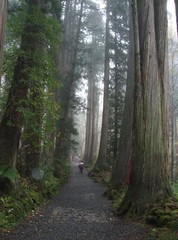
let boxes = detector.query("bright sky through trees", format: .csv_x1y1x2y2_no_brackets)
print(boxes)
167,0,176,33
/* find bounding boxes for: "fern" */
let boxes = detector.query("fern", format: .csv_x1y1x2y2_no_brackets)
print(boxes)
0,165,20,182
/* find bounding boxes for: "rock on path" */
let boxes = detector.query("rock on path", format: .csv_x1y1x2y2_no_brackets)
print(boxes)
1,163,150,240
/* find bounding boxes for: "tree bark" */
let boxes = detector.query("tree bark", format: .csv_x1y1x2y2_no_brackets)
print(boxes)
0,0,43,168
119,0,171,215
111,5,134,189
54,0,84,161
94,0,110,169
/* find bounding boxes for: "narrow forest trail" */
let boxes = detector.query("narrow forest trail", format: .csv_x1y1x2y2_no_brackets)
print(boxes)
2,163,150,240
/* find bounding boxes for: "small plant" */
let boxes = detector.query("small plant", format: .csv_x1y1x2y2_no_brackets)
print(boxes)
0,212,6,227
0,165,20,182
0,165,20,193
0,161,70,231
172,182,178,199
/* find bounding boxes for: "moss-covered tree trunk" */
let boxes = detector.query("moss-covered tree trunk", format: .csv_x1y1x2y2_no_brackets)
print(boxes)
0,0,44,168
119,0,171,215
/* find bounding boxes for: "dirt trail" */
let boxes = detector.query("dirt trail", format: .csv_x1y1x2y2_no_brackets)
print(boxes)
1,163,150,240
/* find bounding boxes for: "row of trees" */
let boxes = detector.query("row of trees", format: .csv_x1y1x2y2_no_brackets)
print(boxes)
81,0,176,215
0,0,67,183
0,0,178,217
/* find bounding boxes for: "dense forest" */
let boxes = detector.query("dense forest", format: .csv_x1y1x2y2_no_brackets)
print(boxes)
1,0,178,238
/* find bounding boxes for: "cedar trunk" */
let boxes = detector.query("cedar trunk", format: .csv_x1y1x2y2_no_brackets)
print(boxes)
94,0,110,169
119,0,171,215
54,0,84,160
0,1,43,168
111,3,134,189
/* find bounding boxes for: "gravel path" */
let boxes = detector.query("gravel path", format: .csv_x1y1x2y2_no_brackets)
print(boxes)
1,163,150,240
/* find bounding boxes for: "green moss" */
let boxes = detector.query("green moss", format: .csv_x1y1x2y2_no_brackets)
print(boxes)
0,163,70,231
0,212,6,227
111,189,126,214
145,200,178,229
89,169,112,185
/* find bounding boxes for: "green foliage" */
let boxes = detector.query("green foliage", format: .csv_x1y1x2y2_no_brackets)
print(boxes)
0,212,6,227
111,189,126,213
145,200,178,226
171,182,178,199
4,3,60,100
0,162,70,230
89,169,111,185
149,228,178,240
2,0,60,157
0,166,20,183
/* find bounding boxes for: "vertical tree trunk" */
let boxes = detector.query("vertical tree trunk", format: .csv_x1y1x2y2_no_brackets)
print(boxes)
83,67,94,165
94,0,110,170
111,4,134,189
0,0,7,77
54,0,84,161
0,0,43,168
119,0,171,215
170,108,176,182
83,36,99,166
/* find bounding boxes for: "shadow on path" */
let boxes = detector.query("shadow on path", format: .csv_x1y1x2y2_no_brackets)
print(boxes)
2,163,150,240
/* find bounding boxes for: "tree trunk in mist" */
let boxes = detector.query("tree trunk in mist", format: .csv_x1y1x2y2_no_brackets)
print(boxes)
111,8,134,189
94,0,110,170
83,54,98,166
119,0,171,215
170,108,176,182
88,86,98,164
83,71,93,165
0,0,7,77
54,0,84,161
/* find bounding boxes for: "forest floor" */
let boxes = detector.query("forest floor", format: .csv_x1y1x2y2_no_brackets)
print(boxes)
1,162,151,240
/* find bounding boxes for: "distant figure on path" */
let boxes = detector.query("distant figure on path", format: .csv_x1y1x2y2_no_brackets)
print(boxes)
78,160,84,174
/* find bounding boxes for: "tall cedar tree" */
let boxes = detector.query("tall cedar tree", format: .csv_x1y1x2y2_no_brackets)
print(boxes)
83,37,99,166
111,2,134,189
54,0,84,163
0,0,46,168
94,0,110,170
22,0,59,177
108,0,129,166
168,37,178,181
119,0,171,215
83,6,104,166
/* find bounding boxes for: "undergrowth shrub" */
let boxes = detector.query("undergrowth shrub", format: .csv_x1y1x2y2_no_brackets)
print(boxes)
89,169,111,185
0,161,70,231
0,166,20,193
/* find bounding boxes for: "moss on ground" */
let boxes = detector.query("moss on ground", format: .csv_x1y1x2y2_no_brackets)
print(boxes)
110,184,178,240
88,169,112,185
0,162,70,231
